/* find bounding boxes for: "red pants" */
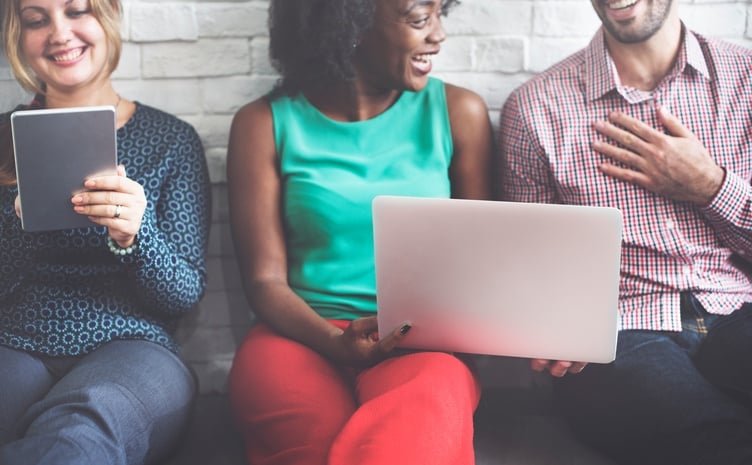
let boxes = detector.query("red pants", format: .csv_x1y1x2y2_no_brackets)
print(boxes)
228,321,481,465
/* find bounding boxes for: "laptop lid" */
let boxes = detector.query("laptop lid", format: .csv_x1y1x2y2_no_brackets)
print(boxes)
11,106,117,232
373,195,623,363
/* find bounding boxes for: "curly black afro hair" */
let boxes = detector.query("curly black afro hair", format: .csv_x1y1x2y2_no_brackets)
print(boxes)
268,0,459,97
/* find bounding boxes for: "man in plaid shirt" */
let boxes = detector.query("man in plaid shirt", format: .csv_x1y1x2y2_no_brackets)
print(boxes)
498,0,752,464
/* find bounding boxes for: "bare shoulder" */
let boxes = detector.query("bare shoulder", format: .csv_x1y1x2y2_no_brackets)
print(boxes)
444,82,490,123
442,82,493,200
228,98,274,154
227,96,277,177
231,97,273,133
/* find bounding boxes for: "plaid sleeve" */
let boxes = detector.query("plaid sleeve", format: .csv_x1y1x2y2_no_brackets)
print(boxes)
497,88,558,204
703,168,752,261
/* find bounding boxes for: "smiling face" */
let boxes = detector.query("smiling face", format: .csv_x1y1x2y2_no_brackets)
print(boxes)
591,0,674,44
17,0,112,94
354,0,447,93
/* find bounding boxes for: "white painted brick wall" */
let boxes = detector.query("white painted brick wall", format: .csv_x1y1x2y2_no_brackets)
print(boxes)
130,3,199,42
1,0,750,182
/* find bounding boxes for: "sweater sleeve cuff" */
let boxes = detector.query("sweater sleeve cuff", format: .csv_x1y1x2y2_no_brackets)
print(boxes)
115,211,158,264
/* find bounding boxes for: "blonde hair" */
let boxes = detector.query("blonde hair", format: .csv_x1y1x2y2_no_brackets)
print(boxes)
1,0,123,94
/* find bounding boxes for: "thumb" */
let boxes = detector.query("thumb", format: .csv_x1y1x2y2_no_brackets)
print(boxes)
349,316,379,336
656,104,692,138
379,321,413,353
117,164,127,177
377,321,412,354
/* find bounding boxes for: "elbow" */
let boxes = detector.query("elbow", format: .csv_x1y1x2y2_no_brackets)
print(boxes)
242,275,288,307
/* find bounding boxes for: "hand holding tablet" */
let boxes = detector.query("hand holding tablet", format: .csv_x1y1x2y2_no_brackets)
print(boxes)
71,164,147,249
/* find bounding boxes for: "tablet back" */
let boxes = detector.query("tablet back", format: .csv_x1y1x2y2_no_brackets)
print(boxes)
11,106,117,232
373,196,623,363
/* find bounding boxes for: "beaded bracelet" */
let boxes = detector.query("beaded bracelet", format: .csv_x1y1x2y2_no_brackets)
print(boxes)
107,236,138,256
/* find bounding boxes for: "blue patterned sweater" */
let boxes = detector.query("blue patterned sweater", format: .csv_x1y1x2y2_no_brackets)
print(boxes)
0,102,211,356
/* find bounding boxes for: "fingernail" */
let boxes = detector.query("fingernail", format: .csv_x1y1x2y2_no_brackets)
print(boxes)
400,324,411,335
71,195,82,203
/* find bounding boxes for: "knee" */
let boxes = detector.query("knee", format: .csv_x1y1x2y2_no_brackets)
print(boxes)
418,351,477,384
0,425,127,465
32,378,191,440
12,384,152,465
420,353,480,406
374,352,481,410
44,382,156,430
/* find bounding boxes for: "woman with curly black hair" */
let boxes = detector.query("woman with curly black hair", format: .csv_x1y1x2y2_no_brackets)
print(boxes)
227,0,490,464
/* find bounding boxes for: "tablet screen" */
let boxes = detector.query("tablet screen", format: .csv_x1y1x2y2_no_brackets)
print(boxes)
11,106,117,232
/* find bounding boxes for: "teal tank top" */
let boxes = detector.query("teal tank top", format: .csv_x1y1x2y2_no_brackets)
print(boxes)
271,77,453,320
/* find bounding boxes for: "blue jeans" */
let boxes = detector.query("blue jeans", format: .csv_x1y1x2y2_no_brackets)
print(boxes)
0,340,196,465
554,293,752,465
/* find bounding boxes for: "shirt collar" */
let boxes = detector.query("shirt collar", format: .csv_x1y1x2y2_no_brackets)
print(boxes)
584,24,710,104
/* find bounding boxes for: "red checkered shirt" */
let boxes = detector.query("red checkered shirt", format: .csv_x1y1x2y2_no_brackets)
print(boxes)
499,26,752,331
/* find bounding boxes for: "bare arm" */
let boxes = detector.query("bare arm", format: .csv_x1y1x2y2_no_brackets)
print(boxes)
445,83,493,200
226,99,408,366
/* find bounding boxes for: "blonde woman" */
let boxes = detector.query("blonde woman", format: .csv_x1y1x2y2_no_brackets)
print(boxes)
0,0,210,464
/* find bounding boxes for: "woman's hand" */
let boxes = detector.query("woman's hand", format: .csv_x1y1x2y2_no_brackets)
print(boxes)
328,316,412,367
14,195,21,219
71,165,147,247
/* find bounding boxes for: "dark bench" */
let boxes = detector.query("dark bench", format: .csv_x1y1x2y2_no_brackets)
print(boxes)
165,184,615,465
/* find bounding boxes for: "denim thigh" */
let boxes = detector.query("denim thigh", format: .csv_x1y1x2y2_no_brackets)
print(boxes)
553,297,752,465
0,346,56,446
695,302,752,408
0,340,196,465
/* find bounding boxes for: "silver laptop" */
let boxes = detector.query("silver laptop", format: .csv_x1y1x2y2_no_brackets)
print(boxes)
11,106,117,232
373,196,623,363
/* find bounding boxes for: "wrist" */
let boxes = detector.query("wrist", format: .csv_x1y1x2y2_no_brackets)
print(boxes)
324,326,346,353
117,237,136,248
699,166,725,206
316,325,349,363
107,235,138,256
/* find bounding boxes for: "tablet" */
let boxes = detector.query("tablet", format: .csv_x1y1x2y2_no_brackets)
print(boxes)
11,106,117,232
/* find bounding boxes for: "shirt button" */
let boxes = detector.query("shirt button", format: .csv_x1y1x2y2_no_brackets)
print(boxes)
665,220,675,229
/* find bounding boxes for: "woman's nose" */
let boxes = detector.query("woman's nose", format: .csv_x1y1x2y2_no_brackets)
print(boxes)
427,15,447,44
48,17,74,45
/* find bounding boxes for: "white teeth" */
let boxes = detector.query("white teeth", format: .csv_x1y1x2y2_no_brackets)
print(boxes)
413,54,433,64
52,48,83,62
608,0,637,9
